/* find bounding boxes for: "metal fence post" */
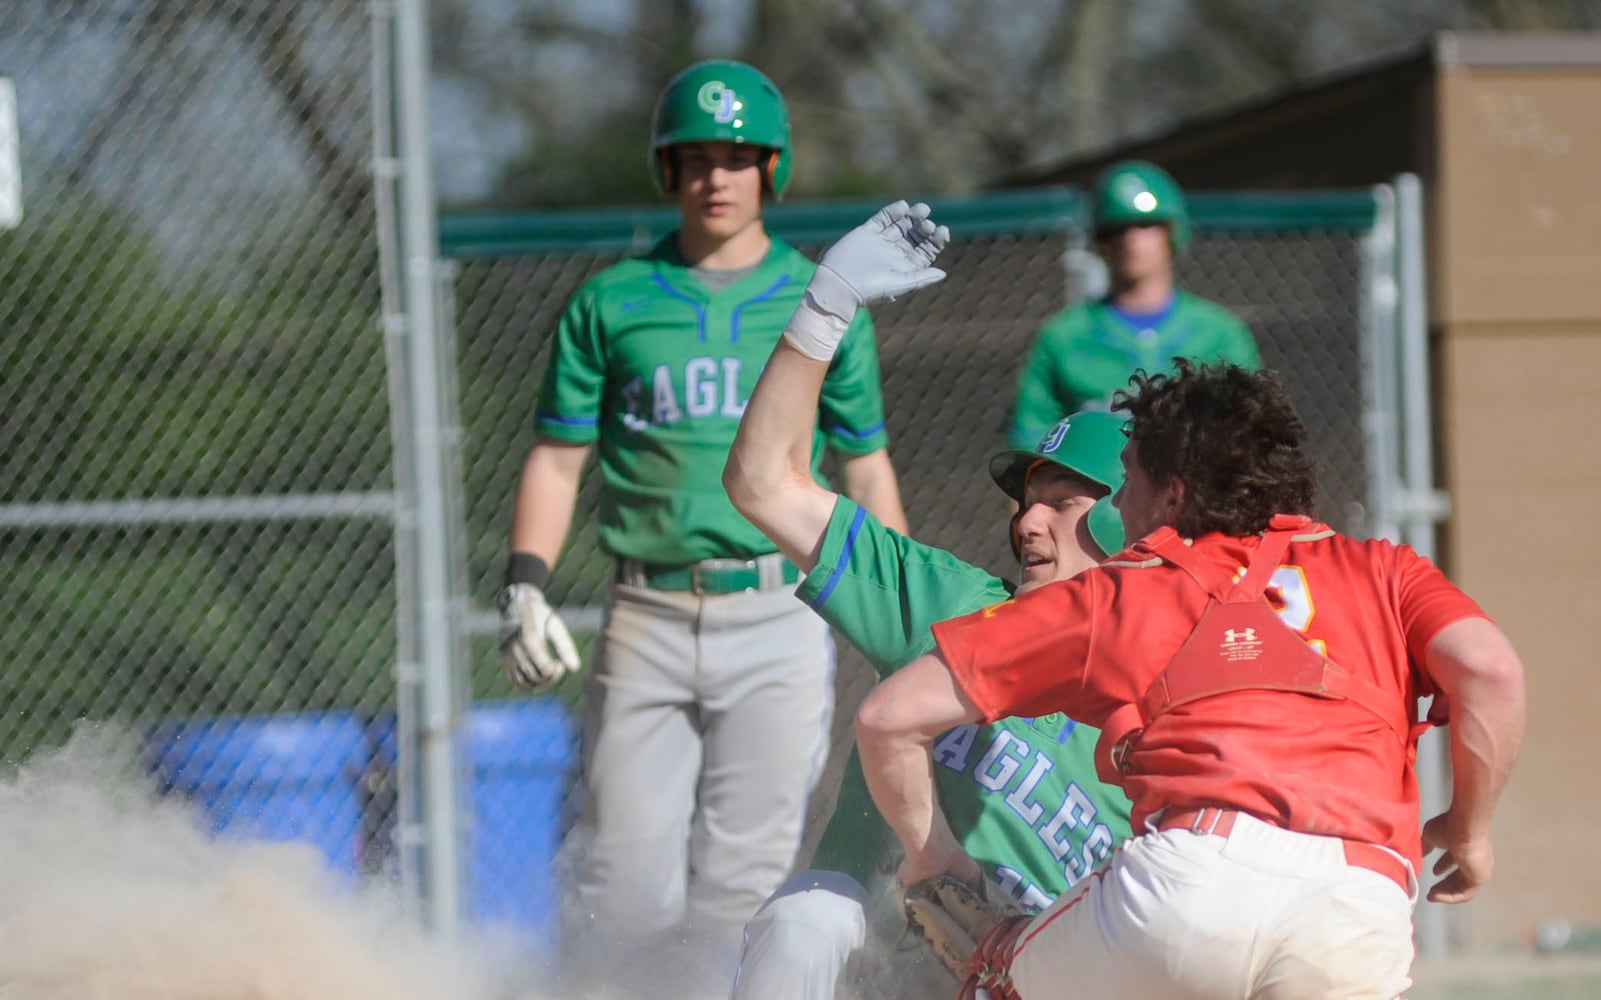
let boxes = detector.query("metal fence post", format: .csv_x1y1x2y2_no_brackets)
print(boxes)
1395,171,1454,959
390,0,465,934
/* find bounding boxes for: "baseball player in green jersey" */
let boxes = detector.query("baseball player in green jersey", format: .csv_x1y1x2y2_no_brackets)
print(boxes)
496,60,908,993
721,201,1133,1000
1007,159,1261,450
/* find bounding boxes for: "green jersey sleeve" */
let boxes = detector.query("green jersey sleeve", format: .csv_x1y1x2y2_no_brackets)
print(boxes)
817,310,890,456
795,497,1012,673
532,283,607,444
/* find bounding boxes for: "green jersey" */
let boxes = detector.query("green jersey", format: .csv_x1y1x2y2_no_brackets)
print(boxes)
535,235,889,565
799,498,1132,910
1008,290,1260,449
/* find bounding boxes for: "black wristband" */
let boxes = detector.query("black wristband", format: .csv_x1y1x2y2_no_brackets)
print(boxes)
505,552,552,589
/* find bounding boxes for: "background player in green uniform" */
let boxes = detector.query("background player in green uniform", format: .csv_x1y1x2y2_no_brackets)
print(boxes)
1007,159,1261,449
721,202,1133,999
496,61,909,994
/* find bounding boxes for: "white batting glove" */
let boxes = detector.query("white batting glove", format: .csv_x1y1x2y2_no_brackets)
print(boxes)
785,200,951,361
497,583,580,690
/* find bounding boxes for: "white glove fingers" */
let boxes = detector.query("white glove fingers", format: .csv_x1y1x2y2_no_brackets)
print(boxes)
869,199,911,235
907,224,947,268
801,198,949,328
505,641,544,689
547,615,581,672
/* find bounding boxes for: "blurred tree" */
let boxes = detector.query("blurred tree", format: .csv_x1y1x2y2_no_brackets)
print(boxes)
430,0,1599,210
58,0,372,228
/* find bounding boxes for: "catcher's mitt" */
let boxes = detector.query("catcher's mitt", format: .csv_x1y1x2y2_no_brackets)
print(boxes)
901,874,1025,980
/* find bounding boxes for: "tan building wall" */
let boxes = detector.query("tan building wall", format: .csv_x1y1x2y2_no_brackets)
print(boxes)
1441,327,1601,945
1434,51,1601,945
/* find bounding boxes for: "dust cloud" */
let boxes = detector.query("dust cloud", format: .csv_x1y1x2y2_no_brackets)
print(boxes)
0,725,782,1000
0,726,528,1000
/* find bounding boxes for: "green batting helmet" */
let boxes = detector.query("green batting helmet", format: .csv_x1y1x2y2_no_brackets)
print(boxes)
650,59,793,199
1092,160,1191,251
991,410,1128,558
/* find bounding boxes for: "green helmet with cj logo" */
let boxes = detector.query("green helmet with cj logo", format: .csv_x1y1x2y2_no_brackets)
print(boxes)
650,59,793,199
1092,160,1191,250
990,410,1128,558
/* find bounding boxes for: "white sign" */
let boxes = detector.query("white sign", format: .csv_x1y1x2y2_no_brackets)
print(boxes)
0,78,20,229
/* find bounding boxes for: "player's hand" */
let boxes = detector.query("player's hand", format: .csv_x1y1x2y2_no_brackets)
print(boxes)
898,843,985,892
498,583,580,690
806,200,950,318
1421,810,1495,903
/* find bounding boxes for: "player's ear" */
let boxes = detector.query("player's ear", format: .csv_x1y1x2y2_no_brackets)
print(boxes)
659,149,678,193
763,149,779,192
1165,477,1187,521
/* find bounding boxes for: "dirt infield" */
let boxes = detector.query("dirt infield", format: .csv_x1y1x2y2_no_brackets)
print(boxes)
1409,953,1601,999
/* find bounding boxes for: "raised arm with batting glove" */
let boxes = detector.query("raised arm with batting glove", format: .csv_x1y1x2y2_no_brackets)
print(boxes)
726,200,949,566
783,200,949,362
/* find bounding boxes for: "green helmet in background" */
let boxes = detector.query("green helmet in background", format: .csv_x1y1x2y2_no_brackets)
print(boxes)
990,410,1128,558
649,59,793,199
1092,160,1191,251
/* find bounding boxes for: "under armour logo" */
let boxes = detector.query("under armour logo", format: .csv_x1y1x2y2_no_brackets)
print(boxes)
1223,628,1256,644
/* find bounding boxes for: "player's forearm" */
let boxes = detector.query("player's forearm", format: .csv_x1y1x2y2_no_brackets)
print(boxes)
509,441,587,567
840,449,909,535
855,652,981,881
724,338,837,570
1445,661,1526,837
1430,618,1527,836
855,718,958,883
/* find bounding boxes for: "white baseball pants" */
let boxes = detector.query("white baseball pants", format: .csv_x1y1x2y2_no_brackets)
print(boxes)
1009,811,1418,999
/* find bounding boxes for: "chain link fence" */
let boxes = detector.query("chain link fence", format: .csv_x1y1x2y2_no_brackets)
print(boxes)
0,0,402,872
440,187,1394,878
444,190,1384,635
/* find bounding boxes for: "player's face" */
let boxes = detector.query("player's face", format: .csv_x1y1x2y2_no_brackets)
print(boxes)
674,141,766,243
1098,222,1173,284
1112,439,1181,542
1014,464,1107,594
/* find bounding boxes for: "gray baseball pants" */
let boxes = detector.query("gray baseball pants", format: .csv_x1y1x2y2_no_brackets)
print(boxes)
568,580,834,966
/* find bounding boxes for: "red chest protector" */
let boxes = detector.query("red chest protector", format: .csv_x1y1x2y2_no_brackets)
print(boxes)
1095,516,1417,785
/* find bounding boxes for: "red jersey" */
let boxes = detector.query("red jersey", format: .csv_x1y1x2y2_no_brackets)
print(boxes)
931,516,1487,870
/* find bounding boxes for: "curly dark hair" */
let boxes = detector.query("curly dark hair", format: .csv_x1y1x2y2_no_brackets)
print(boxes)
1111,360,1317,536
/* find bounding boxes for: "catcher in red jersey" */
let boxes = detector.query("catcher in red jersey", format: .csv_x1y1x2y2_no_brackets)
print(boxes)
855,360,1527,999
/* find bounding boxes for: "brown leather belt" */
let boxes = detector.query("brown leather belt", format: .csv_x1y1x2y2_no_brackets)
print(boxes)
1156,806,1411,894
